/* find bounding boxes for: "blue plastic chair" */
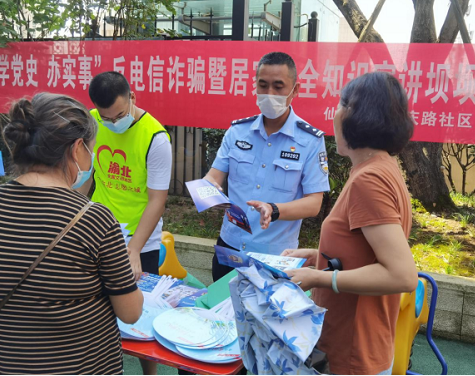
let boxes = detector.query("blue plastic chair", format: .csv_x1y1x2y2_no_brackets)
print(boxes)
405,272,448,375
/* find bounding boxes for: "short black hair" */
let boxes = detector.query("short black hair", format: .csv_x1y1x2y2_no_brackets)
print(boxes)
89,71,130,108
256,52,297,84
339,71,414,155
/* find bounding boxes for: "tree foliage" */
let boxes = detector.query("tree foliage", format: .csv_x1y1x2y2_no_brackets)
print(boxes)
332,0,471,212
0,0,176,46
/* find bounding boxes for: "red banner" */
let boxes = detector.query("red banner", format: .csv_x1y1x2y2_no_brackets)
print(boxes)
1,41,475,144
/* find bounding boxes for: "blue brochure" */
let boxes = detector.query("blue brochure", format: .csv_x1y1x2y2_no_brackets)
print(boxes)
185,179,252,234
137,272,183,293
214,245,306,279
177,288,208,307
136,272,163,293
0,151,4,176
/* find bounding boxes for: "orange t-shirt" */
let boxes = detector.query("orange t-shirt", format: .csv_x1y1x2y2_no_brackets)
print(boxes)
312,153,412,375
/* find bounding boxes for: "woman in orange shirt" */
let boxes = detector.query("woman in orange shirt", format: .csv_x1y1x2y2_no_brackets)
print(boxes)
283,72,418,375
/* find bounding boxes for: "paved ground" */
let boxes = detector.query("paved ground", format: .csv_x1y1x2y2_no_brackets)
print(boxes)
123,333,475,375
411,334,475,375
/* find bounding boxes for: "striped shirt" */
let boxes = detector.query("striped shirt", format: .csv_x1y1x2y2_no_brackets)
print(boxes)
0,181,137,375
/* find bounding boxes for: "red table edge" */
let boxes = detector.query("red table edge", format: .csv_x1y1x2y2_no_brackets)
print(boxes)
122,338,244,375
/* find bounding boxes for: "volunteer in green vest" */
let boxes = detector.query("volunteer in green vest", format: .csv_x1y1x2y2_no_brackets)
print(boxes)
81,71,171,279
80,71,171,374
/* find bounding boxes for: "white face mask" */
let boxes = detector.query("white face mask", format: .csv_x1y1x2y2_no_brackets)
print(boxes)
102,99,135,134
256,84,296,119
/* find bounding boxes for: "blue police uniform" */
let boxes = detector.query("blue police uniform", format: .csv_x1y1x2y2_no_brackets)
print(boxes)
212,107,330,256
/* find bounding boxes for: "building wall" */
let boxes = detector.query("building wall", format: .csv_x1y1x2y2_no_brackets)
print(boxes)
338,16,358,42
300,0,340,42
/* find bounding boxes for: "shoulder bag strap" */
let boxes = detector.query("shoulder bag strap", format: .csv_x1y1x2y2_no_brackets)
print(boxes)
0,201,94,312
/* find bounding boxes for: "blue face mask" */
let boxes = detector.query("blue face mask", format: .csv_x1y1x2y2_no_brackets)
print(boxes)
72,143,95,189
101,99,135,134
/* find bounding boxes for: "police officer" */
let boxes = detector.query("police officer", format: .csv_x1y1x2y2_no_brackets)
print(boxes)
204,52,330,282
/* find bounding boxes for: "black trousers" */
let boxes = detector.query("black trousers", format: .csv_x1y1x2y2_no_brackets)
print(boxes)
212,236,240,282
140,249,160,274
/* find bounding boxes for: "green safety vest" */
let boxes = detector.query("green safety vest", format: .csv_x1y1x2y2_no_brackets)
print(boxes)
90,109,169,235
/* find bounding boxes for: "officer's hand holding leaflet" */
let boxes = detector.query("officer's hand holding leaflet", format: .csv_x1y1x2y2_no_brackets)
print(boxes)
203,172,224,192
203,169,232,210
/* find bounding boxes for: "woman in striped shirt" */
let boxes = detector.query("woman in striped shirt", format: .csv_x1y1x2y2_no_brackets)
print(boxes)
0,93,143,375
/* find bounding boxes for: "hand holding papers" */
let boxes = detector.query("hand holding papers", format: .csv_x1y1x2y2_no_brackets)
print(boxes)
185,179,252,234
215,245,306,279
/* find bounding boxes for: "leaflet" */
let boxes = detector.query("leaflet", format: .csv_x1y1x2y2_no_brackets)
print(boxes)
120,274,210,341
137,272,164,294
245,252,306,271
185,179,252,234
137,273,183,308
215,245,306,279
161,285,208,308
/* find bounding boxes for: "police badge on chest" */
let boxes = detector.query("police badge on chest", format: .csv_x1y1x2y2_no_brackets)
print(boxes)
280,151,300,161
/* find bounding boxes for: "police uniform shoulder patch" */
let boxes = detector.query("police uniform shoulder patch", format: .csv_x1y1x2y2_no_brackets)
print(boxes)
296,121,325,138
231,115,259,126
319,151,329,175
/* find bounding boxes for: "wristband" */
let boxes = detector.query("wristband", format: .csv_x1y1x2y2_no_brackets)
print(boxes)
268,203,280,222
332,269,340,294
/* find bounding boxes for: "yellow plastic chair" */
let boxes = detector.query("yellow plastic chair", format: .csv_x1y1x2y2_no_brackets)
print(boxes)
158,231,187,279
393,278,429,375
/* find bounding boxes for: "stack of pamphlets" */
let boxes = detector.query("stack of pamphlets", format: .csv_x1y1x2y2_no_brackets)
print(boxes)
152,306,241,364
185,179,252,234
118,273,208,341
215,245,307,279
161,284,208,308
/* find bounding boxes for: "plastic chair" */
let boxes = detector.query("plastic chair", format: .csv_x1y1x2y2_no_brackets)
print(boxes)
158,231,187,279
392,272,448,375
